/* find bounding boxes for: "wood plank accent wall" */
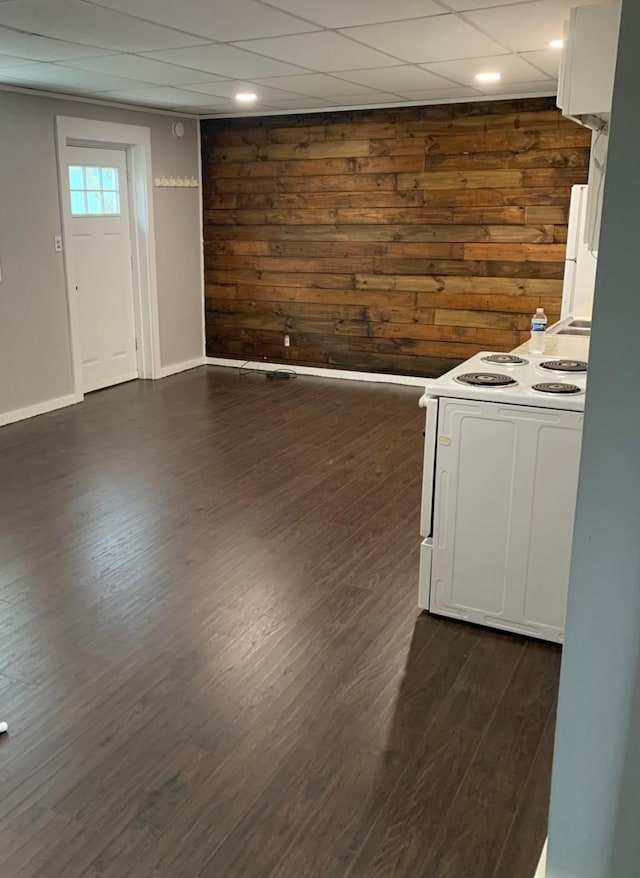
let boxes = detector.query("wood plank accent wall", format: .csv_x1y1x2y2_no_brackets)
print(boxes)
201,97,591,377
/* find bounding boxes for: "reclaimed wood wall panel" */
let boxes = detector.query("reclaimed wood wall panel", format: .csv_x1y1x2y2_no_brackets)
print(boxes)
201,98,590,377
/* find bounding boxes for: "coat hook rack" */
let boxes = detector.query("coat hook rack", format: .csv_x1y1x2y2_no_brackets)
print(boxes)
154,176,199,188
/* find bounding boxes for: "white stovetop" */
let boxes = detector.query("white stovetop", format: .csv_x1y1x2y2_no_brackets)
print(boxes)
423,352,587,412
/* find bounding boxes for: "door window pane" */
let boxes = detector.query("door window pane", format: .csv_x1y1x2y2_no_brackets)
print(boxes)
85,167,101,190
69,166,84,189
69,164,122,216
70,190,86,214
101,167,118,190
102,191,120,214
86,191,103,214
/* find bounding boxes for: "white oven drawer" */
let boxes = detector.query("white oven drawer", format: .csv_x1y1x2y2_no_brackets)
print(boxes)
420,397,439,538
418,538,433,610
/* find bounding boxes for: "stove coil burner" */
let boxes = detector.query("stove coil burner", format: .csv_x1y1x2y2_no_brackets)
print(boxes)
531,382,583,395
455,372,518,388
481,354,528,366
540,359,588,373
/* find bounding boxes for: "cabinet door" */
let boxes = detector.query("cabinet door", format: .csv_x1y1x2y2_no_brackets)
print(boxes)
558,3,620,120
430,399,583,642
520,419,583,635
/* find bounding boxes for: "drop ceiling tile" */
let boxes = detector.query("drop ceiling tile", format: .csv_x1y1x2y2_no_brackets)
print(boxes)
397,85,480,100
158,89,239,106
333,65,454,92
441,0,535,10
265,0,443,28
464,0,603,53
0,0,581,113
59,53,227,86
104,85,228,106
251,73,379,98
479,79,556,95
182,104,233,114
143,44,308,78
422,54,550,87
326,92,402,105
339,15,507,63
0,62,147,91
91,0,320,42
519,49,562,79
185,80,304,101
0,27,115,62
253,96,336,109
232,31,400,72
0,52,34,68
0,0,210,53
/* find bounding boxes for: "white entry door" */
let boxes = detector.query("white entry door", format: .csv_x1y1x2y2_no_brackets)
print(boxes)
66,146,138,393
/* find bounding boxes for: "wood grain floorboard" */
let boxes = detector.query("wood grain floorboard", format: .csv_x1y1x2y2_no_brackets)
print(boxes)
0,367,560,876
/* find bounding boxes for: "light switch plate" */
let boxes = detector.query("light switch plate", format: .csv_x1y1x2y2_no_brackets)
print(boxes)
54,236,63,253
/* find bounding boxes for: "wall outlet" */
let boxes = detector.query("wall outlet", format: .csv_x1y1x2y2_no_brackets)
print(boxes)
284,333,291,347
54,235,63,253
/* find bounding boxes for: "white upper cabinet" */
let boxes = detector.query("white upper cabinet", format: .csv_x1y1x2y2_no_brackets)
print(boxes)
558,2,621,127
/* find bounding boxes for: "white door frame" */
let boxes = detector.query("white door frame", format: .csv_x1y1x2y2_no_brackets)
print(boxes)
56,115,161,399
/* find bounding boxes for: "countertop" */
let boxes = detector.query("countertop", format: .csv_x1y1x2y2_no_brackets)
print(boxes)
512,309,590,360
513,334,590,359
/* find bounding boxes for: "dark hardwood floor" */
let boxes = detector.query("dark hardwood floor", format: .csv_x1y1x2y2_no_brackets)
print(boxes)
0,367,560,877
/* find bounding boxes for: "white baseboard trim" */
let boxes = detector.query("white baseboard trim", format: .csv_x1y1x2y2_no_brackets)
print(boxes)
204,357,428,387
0,392,80,428
156,357,206,379
534,841,547,878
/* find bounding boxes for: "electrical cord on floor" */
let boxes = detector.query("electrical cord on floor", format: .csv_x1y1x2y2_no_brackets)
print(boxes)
238,362,298,381
238,361,262,378
266,369,297,381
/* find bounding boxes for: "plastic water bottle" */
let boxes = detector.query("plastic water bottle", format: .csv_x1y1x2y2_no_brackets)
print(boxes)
529,307,547,354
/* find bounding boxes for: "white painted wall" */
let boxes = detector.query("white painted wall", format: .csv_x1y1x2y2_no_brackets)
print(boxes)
0,89,203,422
546,1,640,876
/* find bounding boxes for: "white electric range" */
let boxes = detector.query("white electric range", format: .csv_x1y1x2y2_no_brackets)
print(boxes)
418,352,588,644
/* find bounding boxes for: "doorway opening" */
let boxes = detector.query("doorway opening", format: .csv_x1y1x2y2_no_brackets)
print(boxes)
56,116,161,402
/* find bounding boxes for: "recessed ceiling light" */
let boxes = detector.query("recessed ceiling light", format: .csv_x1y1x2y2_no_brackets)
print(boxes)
235,92,257,103
475,72,501,83
548,39,565,49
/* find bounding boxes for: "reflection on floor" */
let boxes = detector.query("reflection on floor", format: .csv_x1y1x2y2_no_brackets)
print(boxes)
0,366,560,877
